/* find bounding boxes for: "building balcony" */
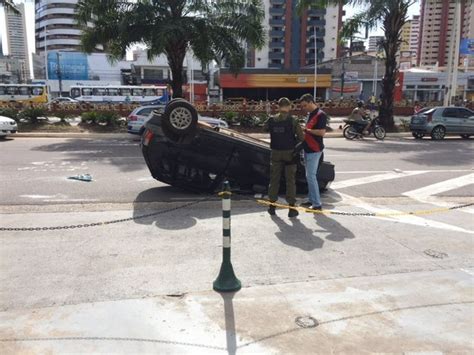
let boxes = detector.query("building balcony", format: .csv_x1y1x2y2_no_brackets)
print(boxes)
307,8,326,16
269,30,285,37
306,29,326,38
269,7,285,16
269,41,285,48
268,52,285,59
269,19,285,25
307,19,326,27
268,62,283,68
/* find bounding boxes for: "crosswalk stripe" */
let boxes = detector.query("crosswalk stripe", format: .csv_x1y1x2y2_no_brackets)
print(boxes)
403,173,474,214
331,171,427,190
334,191,474,235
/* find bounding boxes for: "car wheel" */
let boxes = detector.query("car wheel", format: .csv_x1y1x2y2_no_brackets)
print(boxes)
343,126,358,140
373,126,386,140
460,134,471,139
430,126,446,140
412,132,425,139
162,100,198,136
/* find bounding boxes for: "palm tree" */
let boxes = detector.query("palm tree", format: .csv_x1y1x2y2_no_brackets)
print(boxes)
76,0,265,98
298,0,415,130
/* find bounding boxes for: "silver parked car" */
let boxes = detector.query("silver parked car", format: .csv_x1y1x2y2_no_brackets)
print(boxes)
410,106,474,140
127,105,228,135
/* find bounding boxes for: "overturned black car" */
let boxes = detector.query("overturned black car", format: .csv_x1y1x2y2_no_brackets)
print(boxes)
141,99,335,193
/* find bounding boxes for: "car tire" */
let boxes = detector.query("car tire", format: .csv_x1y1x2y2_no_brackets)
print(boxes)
343,126,358,140
412,132,425,139
162,100,198,136
460,134,471,139
430,126,446,140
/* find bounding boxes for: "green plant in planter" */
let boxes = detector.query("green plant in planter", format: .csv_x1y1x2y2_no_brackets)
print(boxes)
18,107,47,124
55,111,73,125
222,111,237,125
0,108,19,121
238,114,258,127
96,111,120,126
81,111,98,124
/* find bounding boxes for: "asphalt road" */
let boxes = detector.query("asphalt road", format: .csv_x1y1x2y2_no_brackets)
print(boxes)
0,135,472,206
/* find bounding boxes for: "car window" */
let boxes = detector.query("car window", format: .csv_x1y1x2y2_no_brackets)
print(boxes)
457,109,473,118
443,108,459,117
138,108,153,116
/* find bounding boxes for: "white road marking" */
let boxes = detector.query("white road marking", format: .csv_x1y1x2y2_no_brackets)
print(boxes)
403,174,474,214
331,171,427,190
336,169,473,174
334,191,474,235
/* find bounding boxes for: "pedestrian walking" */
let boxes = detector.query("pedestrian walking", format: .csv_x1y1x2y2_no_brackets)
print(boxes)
264,97,305,217
298,94,328,211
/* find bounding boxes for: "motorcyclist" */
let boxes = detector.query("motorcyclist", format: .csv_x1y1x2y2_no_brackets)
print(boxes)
349,101,371,135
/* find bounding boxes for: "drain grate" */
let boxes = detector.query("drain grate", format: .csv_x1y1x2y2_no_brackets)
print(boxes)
295,316,319,328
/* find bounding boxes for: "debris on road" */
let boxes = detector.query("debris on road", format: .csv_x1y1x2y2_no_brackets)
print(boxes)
67,174,92,182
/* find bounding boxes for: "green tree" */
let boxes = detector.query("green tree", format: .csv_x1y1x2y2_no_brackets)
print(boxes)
76,0,265,98
298,0,415,130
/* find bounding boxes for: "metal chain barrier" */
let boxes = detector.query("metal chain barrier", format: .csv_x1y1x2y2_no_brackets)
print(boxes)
256,199,474,217
0,198,213,232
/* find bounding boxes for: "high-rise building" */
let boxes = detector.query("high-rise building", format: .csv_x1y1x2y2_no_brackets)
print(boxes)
250,0,342,70
5,3,30,80
399,15,420,68
418,0,473,67
368,36,384,53
35,0,103,53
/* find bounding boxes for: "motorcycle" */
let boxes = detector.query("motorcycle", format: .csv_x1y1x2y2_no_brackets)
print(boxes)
342,116,386,140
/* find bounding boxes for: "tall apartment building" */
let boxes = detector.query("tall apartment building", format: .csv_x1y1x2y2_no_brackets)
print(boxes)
418,0,473,67
250,0,342,70
35,0,102,53
368,36,384,52
5,3,30,80
401,15,420,53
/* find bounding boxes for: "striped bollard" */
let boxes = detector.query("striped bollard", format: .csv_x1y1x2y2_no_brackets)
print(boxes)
213,181,241,292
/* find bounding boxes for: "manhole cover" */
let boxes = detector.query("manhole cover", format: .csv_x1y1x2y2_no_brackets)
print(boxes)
295,316,319,328
424,249,448,259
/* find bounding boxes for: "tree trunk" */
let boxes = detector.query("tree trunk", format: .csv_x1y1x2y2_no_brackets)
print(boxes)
166,44,187,99
379,2,408,131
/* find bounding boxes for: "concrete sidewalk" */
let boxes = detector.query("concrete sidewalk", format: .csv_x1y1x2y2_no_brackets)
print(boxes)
1,268,472,354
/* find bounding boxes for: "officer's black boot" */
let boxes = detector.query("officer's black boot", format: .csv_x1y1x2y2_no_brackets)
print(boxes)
288,204,299,218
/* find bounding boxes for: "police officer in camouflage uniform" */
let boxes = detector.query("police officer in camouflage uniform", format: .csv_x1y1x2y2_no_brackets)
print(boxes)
264,97,305,217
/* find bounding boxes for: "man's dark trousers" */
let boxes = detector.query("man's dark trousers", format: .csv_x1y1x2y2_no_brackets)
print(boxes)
268,149,297,205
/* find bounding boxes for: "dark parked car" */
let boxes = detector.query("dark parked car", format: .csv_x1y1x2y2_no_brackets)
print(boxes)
141,99,335,193
410,106,474,140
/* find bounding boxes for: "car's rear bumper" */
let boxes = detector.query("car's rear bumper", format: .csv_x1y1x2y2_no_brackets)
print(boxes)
409,124,430,133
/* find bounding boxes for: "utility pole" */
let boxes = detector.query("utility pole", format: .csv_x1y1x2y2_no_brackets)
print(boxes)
313,26,317,100
340,56,345,100
56,52,63,96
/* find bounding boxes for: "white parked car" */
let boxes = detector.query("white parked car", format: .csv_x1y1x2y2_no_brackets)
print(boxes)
0,115,18,138
48,97,79,108
127,105,228,135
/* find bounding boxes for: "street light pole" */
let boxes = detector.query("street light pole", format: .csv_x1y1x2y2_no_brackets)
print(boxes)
340,55,345,100
373,53,378,97
313,26,317,100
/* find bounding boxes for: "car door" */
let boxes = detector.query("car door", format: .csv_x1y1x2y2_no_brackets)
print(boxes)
457,108,474,134
441,108,462,133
